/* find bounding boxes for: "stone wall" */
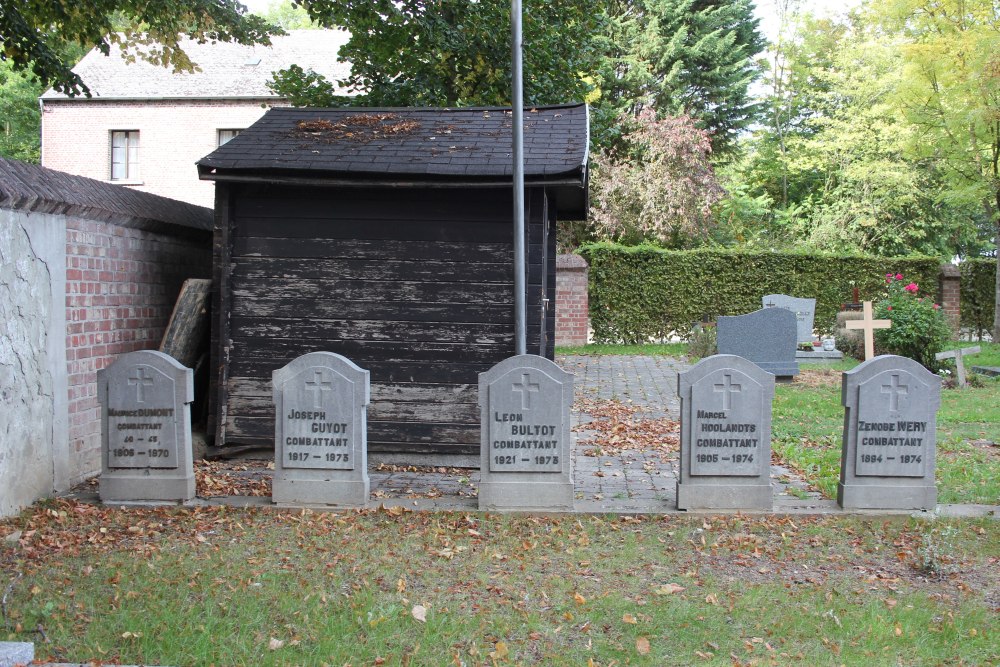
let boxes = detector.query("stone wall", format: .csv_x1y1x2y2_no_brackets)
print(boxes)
938,264,961,334
0,157,212,516
555,254,589,347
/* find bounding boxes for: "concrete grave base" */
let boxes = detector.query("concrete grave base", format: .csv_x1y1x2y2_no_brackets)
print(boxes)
272,474,369,507
100,470,195,503
837,482,937,510
0,642,33,667
478,478,574,512
676,483,772,511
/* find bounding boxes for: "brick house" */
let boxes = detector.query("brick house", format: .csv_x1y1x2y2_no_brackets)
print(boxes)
40,30,351,208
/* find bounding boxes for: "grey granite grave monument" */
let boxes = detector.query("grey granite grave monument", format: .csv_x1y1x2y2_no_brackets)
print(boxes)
717,308,799,378
838,355,940,510
763,294,816,345
98,350,195,502
676,355,775,510
272,351,370,506
478,355,574,511
0,642,33,667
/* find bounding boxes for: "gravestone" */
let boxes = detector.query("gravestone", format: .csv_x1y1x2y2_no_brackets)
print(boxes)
676,355,775,510
838,355,940,510
763,294,816,345
717,308,799,378
935,346,980,387
98,350,195,502
478,355,574,511
272,352,370,506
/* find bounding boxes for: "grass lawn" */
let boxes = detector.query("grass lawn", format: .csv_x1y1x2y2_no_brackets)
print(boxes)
1,504,997,666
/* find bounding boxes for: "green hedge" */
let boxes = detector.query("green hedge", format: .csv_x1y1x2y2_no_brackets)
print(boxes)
960,258,996,337
577,243,943,344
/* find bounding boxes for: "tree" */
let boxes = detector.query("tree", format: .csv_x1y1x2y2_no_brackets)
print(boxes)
873,0,1000,340
283,0,606,108
589,109,724,246
0,1,280,96
600,0,767,153
0,59,43,162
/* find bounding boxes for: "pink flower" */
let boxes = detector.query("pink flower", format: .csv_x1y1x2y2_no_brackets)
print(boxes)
933,304,940,310
895,273,904,280
904,283,918,293
887,306,893,311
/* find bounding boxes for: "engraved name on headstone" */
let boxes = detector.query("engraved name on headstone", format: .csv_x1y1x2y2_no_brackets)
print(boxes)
763,294,816,345
838,355,940,510
273,352,370,506
479,355,574,510
98,350,195,502
677,354,774,510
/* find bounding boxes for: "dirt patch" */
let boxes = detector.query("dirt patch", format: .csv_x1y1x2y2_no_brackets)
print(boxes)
794,368,844,388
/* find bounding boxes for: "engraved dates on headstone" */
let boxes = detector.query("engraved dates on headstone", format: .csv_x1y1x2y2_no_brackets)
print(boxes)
838,355,941,510
272,351,370,507
106,364,180,469
690,371,762,476
854,371,931,477
488,371,562,473
98,350,195,503
478,355,574,511
281,368,355,470
676,354,775,511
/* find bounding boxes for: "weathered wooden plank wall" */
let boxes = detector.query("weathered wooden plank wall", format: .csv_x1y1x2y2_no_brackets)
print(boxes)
212,184,555,456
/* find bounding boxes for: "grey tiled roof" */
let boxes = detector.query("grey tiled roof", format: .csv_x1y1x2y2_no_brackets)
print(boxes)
42,30,351,100
197,104,588,181
0,157,213,232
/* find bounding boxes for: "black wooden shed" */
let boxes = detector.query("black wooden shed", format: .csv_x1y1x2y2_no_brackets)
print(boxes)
197,104,589,463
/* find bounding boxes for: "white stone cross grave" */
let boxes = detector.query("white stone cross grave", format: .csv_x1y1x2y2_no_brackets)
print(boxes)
935,346,980,387
845,301,891,360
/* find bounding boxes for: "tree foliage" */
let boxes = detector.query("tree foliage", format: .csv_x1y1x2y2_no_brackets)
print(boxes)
600,0,766,153
589,109,723,246
0,59,43,162
0,1,280,96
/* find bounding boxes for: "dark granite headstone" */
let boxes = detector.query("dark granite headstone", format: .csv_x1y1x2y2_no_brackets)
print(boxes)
478,355,574,511
838,355,940,510
676,355,775,510
763,294,816,345
717,308,799,378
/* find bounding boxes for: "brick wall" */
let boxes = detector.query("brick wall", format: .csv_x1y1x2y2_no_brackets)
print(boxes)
64,218,211,480
42,99,283,208
938,263,961,333
555,254,589,347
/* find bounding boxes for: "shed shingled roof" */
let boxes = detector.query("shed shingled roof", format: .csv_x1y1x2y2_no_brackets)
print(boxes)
0,157,213,232
197,104,588,182
41,30,351,100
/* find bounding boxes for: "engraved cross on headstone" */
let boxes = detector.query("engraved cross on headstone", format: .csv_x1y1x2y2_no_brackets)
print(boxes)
845,301,891,360
935,346,980,387
128,366,155,403
512,373,540,410
713,373,742,411
764,300,776,308
881,374,909,413
305,370,333,408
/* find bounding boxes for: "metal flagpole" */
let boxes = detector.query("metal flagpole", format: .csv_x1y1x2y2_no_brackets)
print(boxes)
512,0,527,356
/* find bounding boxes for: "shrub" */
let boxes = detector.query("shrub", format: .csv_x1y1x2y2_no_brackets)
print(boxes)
959,258,996,339
873,273,951,370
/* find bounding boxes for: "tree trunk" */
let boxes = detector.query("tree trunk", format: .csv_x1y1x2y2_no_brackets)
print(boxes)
994,216,1000,342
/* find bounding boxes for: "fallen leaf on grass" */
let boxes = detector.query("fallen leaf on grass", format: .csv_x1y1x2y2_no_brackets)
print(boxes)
654,583,685,595
574,592,587,604
121,631,142,639
636,637,651,655
411,604,427,622
490,641,509,660
268,638,284,650
622,613,638,624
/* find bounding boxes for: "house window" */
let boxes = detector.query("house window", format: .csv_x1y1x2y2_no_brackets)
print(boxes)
218,129,242,146
110,130,139,181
